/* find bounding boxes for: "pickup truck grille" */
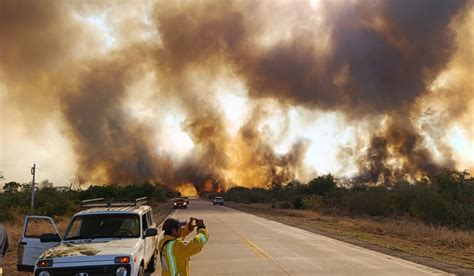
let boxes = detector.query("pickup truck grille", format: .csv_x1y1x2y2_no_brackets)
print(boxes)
35,264,130,276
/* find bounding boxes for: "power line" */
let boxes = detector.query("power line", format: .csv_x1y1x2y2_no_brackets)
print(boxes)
0,164,71,178
0,164,32,168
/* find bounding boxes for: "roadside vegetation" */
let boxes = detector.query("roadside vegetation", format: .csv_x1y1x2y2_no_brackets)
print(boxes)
205,170,474,229
203,170,474,270
0,181,179,221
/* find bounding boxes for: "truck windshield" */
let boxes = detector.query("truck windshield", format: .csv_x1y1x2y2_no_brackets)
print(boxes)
64,214,140,240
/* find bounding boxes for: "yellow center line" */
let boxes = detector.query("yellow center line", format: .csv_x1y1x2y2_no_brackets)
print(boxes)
241,237,271,258
214,215,290,275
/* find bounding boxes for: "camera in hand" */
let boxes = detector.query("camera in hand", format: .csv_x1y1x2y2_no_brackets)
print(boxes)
191,217,205,229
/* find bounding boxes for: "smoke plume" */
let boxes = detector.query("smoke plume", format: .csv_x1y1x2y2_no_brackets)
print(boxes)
1,0,472,190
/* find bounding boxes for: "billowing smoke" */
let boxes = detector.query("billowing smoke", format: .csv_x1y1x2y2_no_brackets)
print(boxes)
355,115,453,185
1,0,472,190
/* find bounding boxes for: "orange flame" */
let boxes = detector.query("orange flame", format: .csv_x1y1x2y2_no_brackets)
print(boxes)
176,183,198,196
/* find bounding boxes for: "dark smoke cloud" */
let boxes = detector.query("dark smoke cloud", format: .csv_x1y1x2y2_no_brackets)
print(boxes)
1,0,470,189
235,106,309,186
59,54,176,184
0,1,72,79
355,116,455,185
153,0,466,115
150,0,466,185
243,0,466,115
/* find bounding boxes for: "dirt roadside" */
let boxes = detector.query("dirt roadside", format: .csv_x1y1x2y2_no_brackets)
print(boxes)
224,201,474,276
1,201,173,276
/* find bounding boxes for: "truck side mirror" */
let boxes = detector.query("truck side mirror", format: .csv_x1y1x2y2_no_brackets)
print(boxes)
144,228,158,237
40,233,61,243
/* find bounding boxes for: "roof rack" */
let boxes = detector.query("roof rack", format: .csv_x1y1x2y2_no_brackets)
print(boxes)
80,197,148,209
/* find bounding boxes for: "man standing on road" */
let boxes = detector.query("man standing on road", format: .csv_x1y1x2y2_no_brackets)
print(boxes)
0,223,9,276
159,217,209,276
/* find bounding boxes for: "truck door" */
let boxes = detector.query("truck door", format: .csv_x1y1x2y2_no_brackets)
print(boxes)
142,211,156,264
17,216,60,272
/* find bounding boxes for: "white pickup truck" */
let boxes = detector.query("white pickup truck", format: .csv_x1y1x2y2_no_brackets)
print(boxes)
17,197,159,276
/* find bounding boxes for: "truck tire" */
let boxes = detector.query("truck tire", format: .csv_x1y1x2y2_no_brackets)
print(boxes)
146,251,157,273
138,264,145,276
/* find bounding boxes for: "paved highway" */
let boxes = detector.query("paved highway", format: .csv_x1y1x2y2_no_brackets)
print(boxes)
153,199,448,275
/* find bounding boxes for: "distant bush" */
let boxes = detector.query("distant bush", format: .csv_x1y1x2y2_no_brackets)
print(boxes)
302,195,324,210
78,183,169,202
292,197,304,209
307,175,337,196
409,191,451,225
225,187,272,203
342,187,393,216
34,184,76,217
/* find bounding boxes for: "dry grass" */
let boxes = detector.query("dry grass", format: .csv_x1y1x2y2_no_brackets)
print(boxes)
226,202,474,271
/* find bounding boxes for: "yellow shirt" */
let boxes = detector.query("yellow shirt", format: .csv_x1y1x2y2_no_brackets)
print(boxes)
159,224,209,276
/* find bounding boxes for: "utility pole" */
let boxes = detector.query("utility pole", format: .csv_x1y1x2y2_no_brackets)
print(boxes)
31,164,36,209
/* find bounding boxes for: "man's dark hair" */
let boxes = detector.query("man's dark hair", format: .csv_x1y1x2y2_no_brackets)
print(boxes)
162,218,186,235
164,226,176,235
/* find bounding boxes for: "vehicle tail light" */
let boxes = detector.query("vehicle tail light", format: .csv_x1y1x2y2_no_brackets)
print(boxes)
115,256,130,264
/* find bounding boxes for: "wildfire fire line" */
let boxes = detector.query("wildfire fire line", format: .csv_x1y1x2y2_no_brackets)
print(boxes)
0,0,473,193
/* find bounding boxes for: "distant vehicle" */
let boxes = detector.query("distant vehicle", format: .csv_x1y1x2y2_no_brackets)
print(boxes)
213,196,224,206
17,197,159,276
183,196,190,204
174,198,188,209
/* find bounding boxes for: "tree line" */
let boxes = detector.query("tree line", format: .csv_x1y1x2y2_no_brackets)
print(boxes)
0,181,179,221
2,170,472,229
204,170,474,229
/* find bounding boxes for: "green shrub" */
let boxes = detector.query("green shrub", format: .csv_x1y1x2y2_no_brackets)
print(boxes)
225,187,271,203
302,195,324,210
293,197,304,209
342,187,392,216
409,192,450,226
307,174,337,196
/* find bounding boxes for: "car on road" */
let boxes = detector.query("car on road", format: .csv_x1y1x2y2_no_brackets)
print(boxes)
183,196,190,204
17,197,159,276
173,198,188,209
213,196,224,205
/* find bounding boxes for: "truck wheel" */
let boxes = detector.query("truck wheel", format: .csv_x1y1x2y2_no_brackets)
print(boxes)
146,251,157,273
138,264,145,276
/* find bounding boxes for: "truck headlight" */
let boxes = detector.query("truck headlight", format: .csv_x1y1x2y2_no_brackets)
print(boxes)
116,266,128,276
114,256,130,264
37,260,53,267
38,271,51,276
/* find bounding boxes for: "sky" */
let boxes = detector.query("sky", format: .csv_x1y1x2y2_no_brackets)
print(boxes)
0,0,473,191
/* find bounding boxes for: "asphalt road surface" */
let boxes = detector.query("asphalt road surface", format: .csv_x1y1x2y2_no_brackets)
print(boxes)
153,199,448,276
